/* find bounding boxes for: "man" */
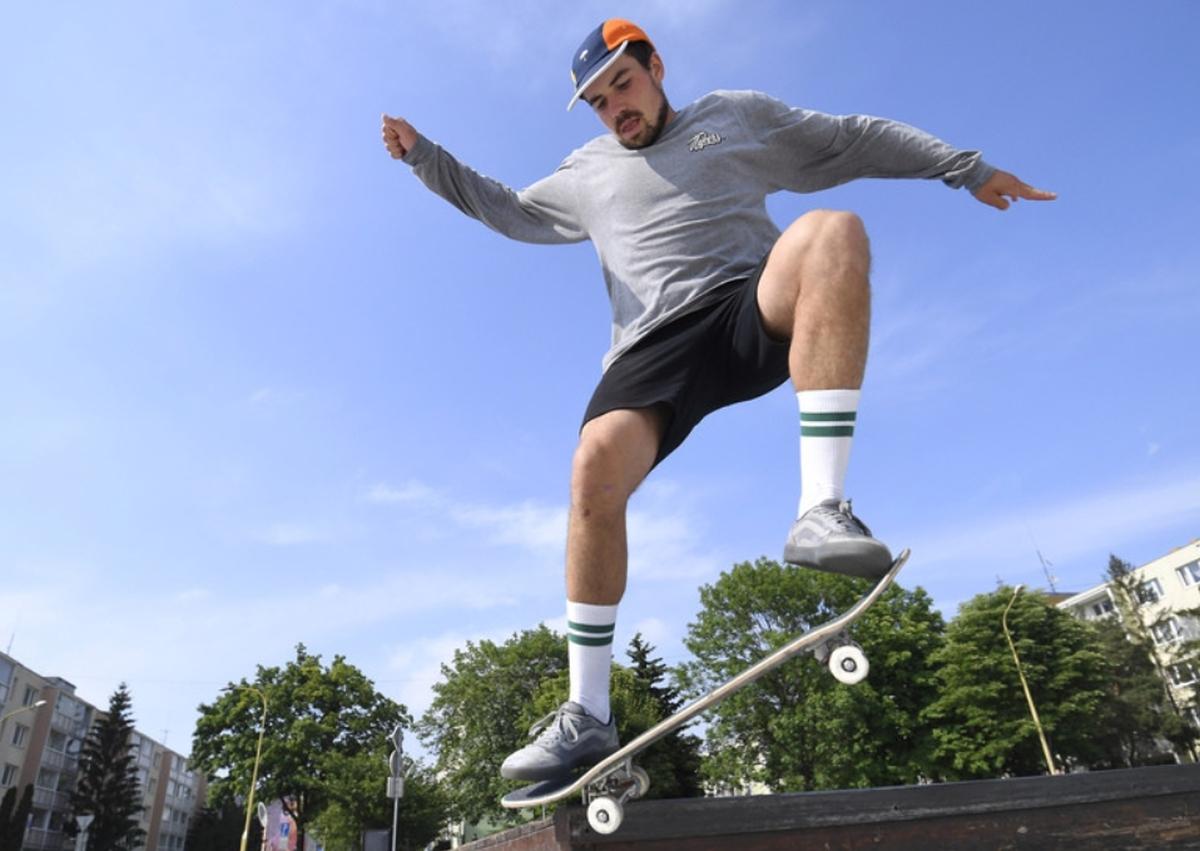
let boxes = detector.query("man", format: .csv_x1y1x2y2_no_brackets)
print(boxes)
381,18,1054,782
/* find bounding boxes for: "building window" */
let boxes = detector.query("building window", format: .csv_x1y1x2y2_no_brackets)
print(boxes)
1177,561,1200,588
1137,579,1164,605
1,764,17,786
11,724,28,748
1169,662,1199,686
22,685,38,707
1091,598,1115,618
1152,618,1184,646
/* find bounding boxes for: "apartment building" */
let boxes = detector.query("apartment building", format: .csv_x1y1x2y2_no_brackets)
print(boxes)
1057,538,1200,728
0,652,205,851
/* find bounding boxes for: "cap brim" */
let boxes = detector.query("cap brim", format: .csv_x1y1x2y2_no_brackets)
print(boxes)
566,40,630,111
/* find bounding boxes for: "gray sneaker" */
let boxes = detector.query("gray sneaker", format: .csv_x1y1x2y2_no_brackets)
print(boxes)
784,499,892,579
500,701,619,782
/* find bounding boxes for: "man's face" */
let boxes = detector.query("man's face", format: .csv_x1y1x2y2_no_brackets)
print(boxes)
582,53,673,150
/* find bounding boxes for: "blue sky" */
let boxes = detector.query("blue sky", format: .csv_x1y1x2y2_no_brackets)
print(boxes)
2,1,1198,758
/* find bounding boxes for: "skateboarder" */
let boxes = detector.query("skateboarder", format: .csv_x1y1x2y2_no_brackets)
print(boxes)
381,18,1054,783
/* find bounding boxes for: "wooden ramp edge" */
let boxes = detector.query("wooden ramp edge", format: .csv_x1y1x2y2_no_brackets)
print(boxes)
461,763,1200,850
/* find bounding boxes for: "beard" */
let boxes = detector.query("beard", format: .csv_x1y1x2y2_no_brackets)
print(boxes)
615,90,672,150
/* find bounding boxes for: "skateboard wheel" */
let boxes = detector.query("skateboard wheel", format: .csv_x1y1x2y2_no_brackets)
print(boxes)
630,765,650,798
587,796,623,834
829,644,869,685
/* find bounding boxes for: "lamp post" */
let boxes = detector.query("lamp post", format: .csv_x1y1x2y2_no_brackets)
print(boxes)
1002,585,1059,775
224,686,270,851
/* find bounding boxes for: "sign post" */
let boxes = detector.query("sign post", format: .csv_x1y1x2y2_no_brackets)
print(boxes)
387,725,404,851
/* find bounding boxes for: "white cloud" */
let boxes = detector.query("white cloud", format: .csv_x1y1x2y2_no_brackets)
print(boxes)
452,501,568,554
910,470,1200,586
256,523,331,547
366,480,442,506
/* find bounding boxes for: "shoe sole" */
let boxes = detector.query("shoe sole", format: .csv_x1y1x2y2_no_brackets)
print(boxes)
783,541,892,579
500,742,620,783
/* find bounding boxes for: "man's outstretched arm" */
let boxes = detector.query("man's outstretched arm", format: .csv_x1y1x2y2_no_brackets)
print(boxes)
380,113,587,244
972,170,1057,210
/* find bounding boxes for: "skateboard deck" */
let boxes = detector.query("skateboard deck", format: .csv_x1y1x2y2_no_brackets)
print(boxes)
501,549,910,832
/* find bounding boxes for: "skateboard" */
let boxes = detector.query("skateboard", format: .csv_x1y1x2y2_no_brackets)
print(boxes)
501,548,910,834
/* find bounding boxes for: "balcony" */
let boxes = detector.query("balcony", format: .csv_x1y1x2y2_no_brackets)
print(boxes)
49,712,85,737
41,750,68,771
32,787,71,811
22,827,68,851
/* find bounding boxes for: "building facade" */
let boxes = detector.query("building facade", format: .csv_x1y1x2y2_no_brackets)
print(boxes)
0,652,205,851
1057,538,1200,729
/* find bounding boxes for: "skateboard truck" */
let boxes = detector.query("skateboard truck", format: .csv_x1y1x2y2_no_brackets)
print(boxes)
582,759,650,834
813,631,870,685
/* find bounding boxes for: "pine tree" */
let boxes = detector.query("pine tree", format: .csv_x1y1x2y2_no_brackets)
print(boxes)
626,634,703,798
70,684,146,851
0,784,34,851
0,787,14,850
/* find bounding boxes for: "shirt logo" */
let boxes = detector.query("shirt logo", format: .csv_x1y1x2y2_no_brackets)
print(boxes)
687,131,722,152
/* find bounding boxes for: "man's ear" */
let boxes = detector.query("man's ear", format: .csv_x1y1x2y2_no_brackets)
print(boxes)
650,52,666,83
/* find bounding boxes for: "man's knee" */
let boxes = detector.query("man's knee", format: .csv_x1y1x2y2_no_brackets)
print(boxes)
571,410,661,508
786,209,869,264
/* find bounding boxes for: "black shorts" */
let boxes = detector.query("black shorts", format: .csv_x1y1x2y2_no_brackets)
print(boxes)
582,256,791,466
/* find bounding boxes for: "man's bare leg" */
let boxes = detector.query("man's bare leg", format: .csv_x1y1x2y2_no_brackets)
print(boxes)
756,209,892,578
566,406,665,604
500,407,663,781
756,209,871,389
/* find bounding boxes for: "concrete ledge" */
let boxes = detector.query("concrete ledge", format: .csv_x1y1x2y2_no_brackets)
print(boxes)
464,763,1200,850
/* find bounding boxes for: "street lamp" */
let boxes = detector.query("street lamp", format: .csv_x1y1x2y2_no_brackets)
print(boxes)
0,699,47,726
223,686,270,851
1002,585,1059,775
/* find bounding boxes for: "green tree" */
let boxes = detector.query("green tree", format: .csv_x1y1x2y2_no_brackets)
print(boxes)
309,753,447,851
0,784,34,851
191,645,422,851
184,799,261,851
1088,616,1182,768
1104,554,1199,761
70,684,145,851
416,626,567,824
679,558,946,792
925,587,1110,778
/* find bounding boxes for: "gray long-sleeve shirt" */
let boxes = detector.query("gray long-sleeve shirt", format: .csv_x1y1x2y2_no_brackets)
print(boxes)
403,89,994,370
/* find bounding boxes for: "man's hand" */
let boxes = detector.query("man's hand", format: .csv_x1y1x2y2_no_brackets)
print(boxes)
973,170,1057,211
381,114,418,160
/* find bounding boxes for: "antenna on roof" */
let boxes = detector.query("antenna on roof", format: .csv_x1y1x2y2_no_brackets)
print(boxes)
1035,550,1058,593
1024,523,1059,593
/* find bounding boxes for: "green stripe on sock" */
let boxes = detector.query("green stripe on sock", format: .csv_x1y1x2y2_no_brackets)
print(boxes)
801,425,855,437
568,634,614,647
567,621,615,635
800,411,857,422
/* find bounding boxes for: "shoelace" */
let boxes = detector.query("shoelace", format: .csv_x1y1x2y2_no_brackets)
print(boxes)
819,500,873,536
527,706,580,746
